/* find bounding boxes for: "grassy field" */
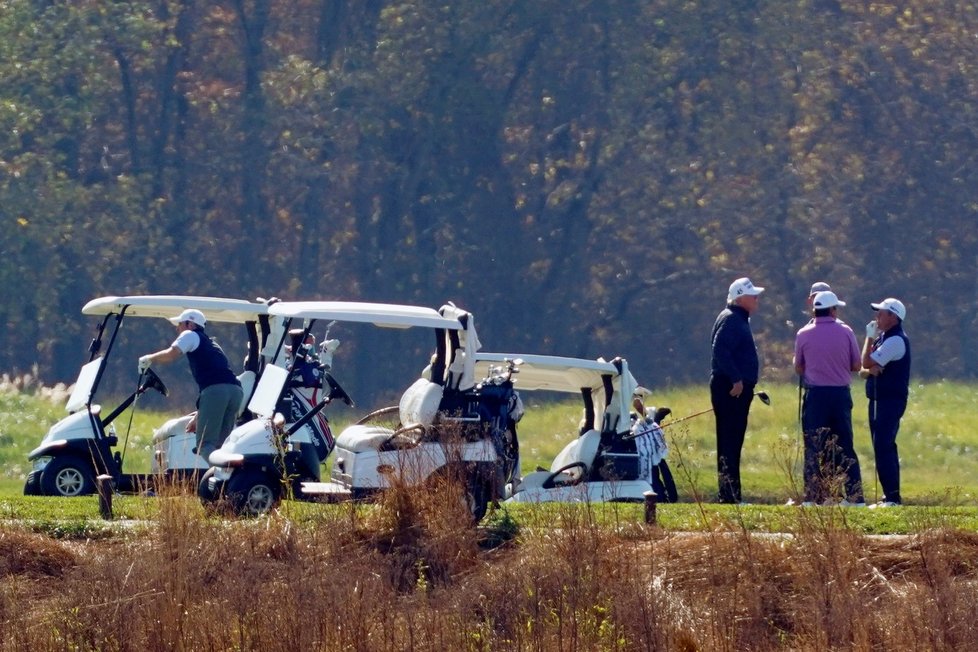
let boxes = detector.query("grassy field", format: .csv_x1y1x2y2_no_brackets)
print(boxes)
519,379,978,505
1,379,978,531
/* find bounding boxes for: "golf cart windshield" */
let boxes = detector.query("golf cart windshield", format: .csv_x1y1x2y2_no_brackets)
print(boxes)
64,358,104,413
472,353,640,436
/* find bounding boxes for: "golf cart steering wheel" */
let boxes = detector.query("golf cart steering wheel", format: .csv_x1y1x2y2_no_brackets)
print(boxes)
382,423,427,451
323,372,354,407
543,461,588,489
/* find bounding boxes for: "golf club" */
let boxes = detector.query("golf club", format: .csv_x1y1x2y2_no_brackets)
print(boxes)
859,366,881,502
658,390,771,428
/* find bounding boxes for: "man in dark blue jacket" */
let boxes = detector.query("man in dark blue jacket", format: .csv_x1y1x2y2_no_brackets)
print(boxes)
711,277,764,504
861,297,910,508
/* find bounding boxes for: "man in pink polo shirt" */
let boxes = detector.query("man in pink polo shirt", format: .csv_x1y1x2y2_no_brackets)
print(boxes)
792,291,864,506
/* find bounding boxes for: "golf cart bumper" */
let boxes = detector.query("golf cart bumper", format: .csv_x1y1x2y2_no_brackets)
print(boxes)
200,467,232,500
299,480,360,502
505,479,654,504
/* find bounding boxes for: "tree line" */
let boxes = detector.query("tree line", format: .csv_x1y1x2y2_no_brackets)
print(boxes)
1,0,976,404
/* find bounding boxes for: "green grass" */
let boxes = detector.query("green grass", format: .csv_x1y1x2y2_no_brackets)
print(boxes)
3,381,978,532
520,380,978,505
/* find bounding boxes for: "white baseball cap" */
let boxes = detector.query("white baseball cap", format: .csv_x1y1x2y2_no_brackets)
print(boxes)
168,308,207,327
870,298,906,321
812,290,845,309
727,277,765,303
809,281,831,296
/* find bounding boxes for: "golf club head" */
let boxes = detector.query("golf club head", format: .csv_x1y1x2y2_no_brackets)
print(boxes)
756,390,771,406
140,368,169,397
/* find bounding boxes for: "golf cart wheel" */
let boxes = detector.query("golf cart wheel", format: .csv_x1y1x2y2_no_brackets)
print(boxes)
426,467,489,523
39,456,96,497
226,468,281,517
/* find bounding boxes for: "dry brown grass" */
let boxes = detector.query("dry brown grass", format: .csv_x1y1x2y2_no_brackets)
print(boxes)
3,481,978,651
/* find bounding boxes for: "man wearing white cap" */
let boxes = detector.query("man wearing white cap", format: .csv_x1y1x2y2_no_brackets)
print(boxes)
138,309,244,461
861,298,910,508
710,277,764,504
793,291,864,506
806,281,832,318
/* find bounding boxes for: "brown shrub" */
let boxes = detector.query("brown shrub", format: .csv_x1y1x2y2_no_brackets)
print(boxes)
3,496,978,651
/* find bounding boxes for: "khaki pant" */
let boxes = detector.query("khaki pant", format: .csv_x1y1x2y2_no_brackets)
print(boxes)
196,383,243,460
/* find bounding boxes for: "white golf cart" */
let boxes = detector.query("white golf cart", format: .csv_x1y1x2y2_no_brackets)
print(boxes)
297,310,539,521
24,295,283,497
198,300,487,516
466,353,676,505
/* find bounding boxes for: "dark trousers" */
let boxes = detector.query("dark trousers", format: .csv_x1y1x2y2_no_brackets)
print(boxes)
711,376,754,503
868,395,907,503
802,386,863,503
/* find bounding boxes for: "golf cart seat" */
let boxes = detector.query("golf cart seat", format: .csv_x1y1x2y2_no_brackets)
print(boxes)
334,424,395,452
511,429,602,491
398,378,443,429
335,378,445,453
551,428,601,471
152,415,191,444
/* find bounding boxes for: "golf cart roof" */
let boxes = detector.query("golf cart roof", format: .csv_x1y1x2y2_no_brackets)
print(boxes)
267,301,463,330
474,352,641,436
82,295,269,324
473,353,625,393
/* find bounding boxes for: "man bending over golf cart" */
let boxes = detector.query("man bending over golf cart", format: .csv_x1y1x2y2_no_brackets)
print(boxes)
138,309,243,460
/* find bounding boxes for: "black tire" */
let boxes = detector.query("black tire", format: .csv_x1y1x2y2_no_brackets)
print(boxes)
465,478,490,523
427,466,489,523
23,471,41,496
40,456,96,497
197,467,219,502
226,468,281,516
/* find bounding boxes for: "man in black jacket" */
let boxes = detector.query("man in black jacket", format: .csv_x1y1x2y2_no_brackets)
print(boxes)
861,297,910,508
711,277,764,504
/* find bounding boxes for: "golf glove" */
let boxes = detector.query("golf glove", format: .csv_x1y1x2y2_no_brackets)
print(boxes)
138,355,152,374
865,321,879,340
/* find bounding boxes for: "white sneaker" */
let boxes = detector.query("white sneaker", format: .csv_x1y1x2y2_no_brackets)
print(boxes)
839,500,867,508
869,500,900,509
785,498,818,507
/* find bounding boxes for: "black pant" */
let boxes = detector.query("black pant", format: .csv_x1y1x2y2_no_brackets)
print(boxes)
868,395,907,503
711,376,754,503
802,386,863,503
